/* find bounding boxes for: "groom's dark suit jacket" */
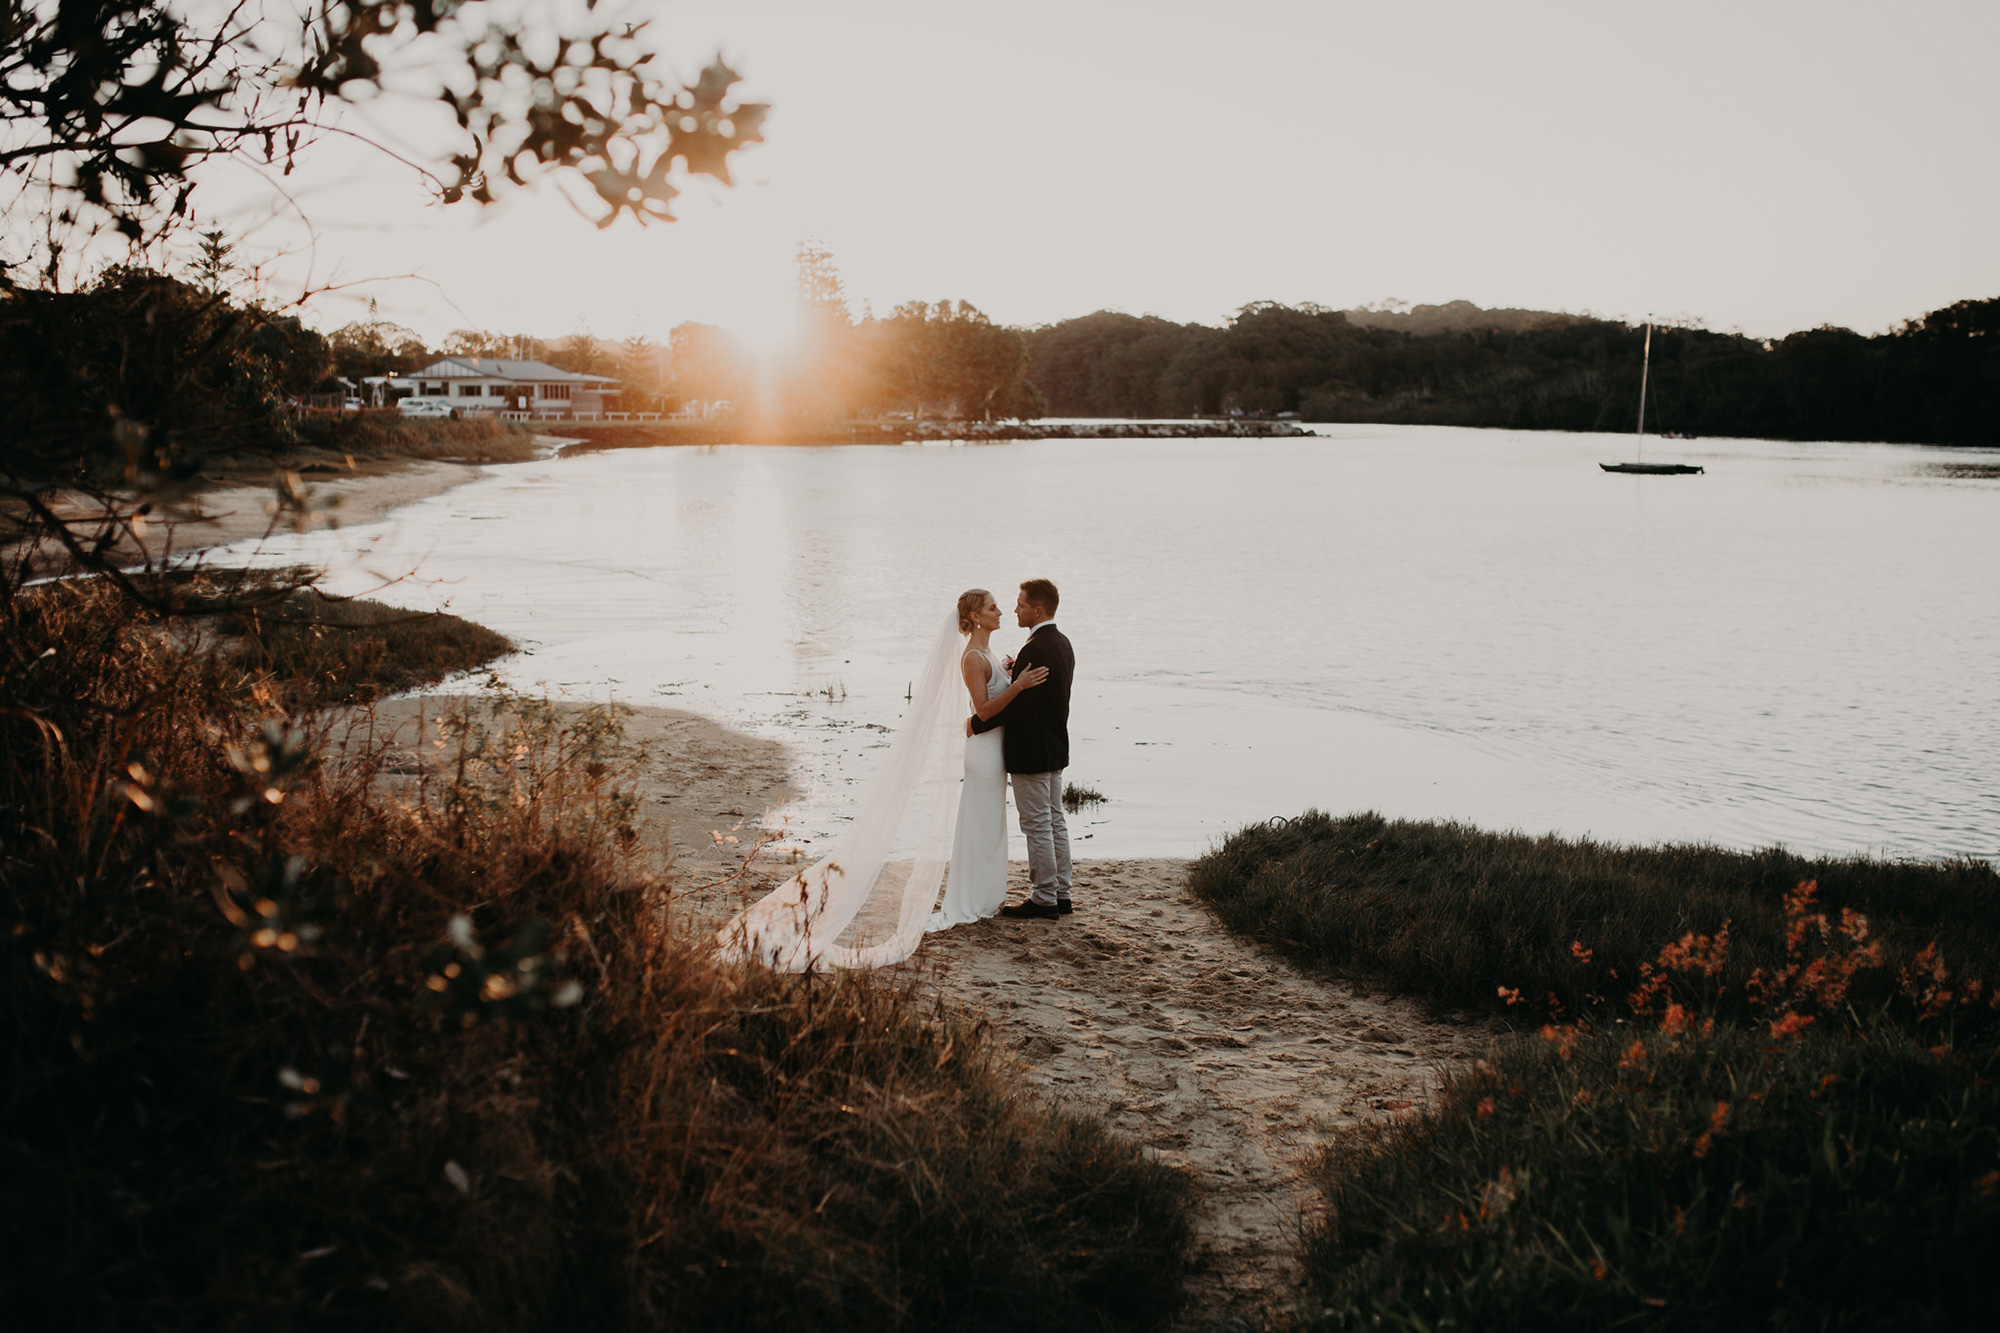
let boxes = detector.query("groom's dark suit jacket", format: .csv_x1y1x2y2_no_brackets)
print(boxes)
970,622,1073,775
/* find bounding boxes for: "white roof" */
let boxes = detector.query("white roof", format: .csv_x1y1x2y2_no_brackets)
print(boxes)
413,357,618,385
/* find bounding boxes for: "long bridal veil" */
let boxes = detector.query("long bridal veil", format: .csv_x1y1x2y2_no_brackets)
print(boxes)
716,611,967,971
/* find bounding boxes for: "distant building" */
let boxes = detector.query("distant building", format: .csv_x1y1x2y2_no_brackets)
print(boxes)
408,358,620,417
359,375,416,407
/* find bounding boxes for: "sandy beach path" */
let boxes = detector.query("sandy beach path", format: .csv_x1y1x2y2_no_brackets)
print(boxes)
903,861,1493,1329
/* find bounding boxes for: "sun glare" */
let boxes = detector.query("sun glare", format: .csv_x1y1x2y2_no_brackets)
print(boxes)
724,295,808,368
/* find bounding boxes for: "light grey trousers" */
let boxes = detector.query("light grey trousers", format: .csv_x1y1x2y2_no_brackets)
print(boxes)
1010,770,1072,906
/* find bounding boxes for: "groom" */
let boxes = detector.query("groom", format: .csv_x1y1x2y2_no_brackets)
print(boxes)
973,579,1075,921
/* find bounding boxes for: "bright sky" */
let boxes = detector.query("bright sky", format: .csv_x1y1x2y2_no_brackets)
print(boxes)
199,0,2000,346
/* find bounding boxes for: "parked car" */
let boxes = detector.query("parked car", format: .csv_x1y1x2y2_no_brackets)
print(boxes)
342,397,363,413
397,396,459,420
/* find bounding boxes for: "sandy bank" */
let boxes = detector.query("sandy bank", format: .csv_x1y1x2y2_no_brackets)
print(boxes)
14,456,494,577
149,457,489,556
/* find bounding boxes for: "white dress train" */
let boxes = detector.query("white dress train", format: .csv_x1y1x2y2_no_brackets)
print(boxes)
715,611,967,972
928,648,1009,929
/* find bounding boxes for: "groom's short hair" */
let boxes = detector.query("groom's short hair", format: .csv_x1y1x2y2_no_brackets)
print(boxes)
1020,579,1059,615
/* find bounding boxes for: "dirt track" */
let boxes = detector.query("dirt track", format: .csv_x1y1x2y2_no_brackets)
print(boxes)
907,859,1492,1329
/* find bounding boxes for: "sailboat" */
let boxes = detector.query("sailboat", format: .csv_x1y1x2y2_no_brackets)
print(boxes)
1600,321,1703,475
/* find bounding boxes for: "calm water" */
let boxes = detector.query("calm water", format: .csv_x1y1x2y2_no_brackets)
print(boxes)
243,426,2000,862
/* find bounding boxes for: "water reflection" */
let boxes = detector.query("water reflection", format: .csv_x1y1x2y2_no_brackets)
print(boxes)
242,427,2000,862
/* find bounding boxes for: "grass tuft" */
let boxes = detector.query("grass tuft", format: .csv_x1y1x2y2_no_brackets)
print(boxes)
1063,781,1107,813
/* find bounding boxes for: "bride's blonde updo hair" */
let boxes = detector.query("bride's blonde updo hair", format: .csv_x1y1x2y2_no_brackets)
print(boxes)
956,588,990,633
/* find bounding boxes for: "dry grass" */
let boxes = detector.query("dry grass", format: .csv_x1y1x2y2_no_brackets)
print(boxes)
1,577,1193,1329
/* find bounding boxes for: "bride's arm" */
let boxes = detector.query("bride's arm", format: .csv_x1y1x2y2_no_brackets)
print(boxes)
967,656,1048,723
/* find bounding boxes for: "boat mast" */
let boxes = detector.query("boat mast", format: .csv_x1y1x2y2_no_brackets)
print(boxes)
1635,320,1652,461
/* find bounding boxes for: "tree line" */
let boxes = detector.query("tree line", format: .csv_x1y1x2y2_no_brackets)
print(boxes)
320,244,1044,423
11,262,1992,455
1022,299,2000,445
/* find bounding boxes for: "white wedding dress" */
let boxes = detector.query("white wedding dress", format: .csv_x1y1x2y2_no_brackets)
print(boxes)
716,611,972,971
927,648,1009,929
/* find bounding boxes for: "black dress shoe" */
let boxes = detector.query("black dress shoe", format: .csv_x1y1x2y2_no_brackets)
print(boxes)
1000,900,1063,920
1057,899,1074,914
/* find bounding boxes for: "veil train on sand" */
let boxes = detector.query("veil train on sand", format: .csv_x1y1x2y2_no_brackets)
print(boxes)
715,611,967,971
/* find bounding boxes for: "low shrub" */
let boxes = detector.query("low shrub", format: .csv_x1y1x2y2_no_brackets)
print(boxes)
1,577,1193,1329
1189,810,2000,1030
294,412,542,463
1303,1022,2000,1329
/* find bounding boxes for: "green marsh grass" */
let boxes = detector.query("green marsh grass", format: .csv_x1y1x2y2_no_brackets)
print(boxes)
1193,810,2000,1327
222,581,516,704
1189,810,2000,1030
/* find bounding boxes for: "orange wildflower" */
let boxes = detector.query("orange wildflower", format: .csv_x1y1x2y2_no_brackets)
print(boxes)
1769,1011,1815,1040
1693,1100,1731,1158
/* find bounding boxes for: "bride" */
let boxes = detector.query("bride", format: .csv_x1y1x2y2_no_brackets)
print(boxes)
930,588,1048,929
716,588,1046,971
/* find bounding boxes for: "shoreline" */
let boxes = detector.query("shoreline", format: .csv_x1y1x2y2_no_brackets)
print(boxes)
556,417,1316,453
17,454,497,575
17,428,575,575
170,457,491,554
